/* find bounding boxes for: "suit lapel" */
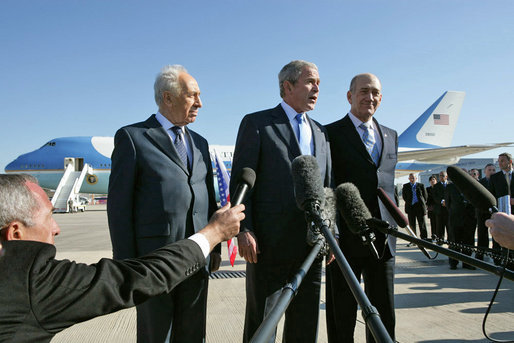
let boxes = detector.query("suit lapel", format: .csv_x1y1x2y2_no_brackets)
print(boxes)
271,104,302,156
144,115,189,175
341,115,374,165
185,128,202,174
374,118,387,168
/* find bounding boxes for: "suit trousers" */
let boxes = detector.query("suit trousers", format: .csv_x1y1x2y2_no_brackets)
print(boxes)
136,270,208,343
243,259,322,343
476,211,491,259
326,253,396,343
407,202,428,239
435,208,449,241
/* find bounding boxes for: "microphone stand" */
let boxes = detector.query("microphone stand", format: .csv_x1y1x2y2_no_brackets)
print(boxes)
250,236,324,343
313,203,393,343
367,218,514,281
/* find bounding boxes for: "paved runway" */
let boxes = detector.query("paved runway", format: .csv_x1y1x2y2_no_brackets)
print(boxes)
51,205,513,342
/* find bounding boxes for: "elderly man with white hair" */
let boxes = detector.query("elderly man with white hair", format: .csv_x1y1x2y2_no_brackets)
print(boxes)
107,65,218,343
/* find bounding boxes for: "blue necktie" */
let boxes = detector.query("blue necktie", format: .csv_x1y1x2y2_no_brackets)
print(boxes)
359,123,379,164
171,126,189,170
295,113,312,155
412,183,418,204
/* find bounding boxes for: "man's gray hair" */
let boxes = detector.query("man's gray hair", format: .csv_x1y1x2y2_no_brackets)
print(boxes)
154,64,188,107
0,174,39,229
278,60,318,98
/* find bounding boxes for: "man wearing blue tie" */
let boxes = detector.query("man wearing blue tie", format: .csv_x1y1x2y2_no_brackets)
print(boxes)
402,173,428,241
230,60,332,343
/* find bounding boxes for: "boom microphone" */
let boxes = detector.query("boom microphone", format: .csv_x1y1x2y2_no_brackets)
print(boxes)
291,155,325,211
231,167,256,206
377,188,432,259
335,183,379,259
446,166,497,213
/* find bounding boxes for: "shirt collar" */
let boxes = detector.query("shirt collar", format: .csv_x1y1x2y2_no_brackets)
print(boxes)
155,111,184,133
281,101,304,122
348,111,374,130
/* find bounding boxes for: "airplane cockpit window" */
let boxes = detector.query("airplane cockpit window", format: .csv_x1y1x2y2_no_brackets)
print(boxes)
41,141,56,148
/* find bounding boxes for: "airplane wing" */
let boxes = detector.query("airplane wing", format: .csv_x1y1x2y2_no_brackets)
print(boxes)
398,142,514,163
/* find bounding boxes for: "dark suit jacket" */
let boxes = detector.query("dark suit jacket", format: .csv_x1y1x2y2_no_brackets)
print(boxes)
402,182,427,215
325,114,398,258
445,183,468,226
489,170,514,212
107,115,217,260
230,104,332,264
0,239,205,343
432,181,449,216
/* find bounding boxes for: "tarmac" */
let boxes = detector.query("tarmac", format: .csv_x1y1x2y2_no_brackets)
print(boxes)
51,205,513,343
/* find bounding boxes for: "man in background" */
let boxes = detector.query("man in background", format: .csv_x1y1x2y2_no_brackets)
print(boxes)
402,173,428,241
476,163,496,260
432,171,450,243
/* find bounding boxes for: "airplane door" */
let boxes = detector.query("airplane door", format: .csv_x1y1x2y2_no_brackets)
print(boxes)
64,158,84,171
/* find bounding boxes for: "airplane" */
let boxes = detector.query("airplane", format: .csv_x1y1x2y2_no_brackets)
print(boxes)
5,91,512,201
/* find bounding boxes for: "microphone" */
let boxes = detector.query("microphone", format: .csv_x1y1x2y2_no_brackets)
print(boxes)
231,167,256,206
377,188,432,259
446,166,497,213
291,155,325,212
291,155,330,251
335,183,380,259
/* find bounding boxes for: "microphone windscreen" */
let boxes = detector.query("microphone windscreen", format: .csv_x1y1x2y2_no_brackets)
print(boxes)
377,188,409,228
447,166,496,211
335,183,372,235
291,155,325,210
239,167,256,189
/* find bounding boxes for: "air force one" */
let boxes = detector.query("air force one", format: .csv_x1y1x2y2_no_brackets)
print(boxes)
5,91,512,211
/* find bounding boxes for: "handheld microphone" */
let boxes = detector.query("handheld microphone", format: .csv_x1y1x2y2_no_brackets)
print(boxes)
335,183,380,259
377,188,432,259
446,166,497,213
231,168,256,206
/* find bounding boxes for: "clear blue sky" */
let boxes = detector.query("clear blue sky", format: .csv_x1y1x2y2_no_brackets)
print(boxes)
1,0,513,171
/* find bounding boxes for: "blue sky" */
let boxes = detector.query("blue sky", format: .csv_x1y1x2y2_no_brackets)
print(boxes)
1,0,513,171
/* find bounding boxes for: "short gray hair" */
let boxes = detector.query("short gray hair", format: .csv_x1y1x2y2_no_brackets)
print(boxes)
0,174,39,229
278,60,318,98
154,65,188,107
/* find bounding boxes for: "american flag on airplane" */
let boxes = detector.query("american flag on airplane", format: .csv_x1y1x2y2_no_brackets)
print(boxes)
212,149,238,266
433,113,449,125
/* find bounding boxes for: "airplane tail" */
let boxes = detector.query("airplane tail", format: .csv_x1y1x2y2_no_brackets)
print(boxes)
398,91,465,149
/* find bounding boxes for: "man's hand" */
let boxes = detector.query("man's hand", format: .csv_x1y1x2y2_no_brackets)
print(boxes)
486,212,514,250
209,252,221,272
237,231,259,263
200,203,245,252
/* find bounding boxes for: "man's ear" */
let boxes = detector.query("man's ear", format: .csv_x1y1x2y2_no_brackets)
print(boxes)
4,222,25,241
347,90,353,104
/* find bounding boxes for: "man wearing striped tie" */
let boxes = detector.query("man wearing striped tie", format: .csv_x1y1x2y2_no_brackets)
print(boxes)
107,65,218,343
325,73,398,343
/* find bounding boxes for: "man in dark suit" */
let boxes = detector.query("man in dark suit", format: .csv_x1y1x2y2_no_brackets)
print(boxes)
432,171,450,242
488,152,514,266
0,174,244,343
426,175,438,239
476,163,496,260
402,173,428,240
445,176,476,270
325,73,398,343
230,60,332,343
107,65,218,343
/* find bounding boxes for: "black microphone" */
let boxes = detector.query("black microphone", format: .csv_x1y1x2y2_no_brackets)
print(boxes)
335,183,380,259
377,187,432,259
231,167,256,206
446,166,498,213
291,155,331,251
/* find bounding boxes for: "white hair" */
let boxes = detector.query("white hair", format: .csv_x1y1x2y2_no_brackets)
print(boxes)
154,64,188,106
0,174,39,229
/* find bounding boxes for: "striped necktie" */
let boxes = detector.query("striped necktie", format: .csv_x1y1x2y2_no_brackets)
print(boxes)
171,126,189,170
359,123,380,164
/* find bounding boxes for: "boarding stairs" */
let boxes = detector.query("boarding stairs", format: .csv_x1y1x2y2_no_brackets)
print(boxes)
52,163,93,213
